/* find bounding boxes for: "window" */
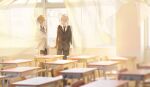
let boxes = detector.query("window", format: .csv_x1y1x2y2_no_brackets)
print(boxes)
13,0,27,4
47,8,67,47
47,0,64,3
13,0,41,4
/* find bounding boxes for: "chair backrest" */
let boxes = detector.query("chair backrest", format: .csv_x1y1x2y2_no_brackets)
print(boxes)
119,68,128,73
71,80,85,87
52,66,64,77
117,68,128,80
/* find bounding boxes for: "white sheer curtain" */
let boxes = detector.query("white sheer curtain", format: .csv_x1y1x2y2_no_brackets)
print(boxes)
65,0,118,47
139,0,150,62
64,0,118,55
0,0,43,58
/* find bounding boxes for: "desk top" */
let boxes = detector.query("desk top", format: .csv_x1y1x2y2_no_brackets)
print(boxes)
45,60,77,65
138,63,150,69
0,76,6,79
0,59,32,65
61,68,97,74
88,61,118,66
81,80,128,87
68,55,97,60
108,56,128,61
0,67,40,73
35,55,64,59
12,76,62,86
119,69,150,76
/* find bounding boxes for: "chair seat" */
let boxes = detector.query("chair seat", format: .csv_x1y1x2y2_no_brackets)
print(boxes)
144,79,150,83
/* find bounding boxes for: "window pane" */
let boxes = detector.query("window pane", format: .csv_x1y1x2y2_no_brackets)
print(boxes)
47,0,64,3
14,0,41,4
14,0,27,4
29,0,41,3
47,8,67,47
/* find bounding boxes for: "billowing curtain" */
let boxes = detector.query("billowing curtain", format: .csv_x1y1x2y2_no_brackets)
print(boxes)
139,0,150,62
64,0,119,54
0,0,43,58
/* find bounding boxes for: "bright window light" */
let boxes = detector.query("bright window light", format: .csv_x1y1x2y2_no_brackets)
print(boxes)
29,0,41,3
47,0,64,3
13,0,27,4
14,0,41,4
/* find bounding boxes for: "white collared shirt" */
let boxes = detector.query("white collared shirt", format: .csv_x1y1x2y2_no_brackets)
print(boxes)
60,24,68,32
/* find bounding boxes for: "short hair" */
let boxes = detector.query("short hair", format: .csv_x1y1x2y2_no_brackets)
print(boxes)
37,15,45,22
61,14,69,21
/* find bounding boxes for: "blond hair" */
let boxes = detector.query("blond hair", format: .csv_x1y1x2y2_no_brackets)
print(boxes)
37,15,45,23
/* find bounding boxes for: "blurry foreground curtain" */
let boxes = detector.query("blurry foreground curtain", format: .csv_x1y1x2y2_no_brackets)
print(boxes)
65,0,117,49
0,0,43,58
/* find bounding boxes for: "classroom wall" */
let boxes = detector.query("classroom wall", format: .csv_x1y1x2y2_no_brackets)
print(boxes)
116,1,144,62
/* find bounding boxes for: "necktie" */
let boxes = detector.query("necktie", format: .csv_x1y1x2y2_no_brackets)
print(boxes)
63,26,66,32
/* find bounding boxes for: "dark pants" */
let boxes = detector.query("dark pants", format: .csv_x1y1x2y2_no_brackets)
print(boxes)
57,48,69,59
40,48,47,55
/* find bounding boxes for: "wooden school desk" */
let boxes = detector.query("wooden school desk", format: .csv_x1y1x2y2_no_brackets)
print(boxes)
45,60,78,68
12,76,63,87
108,56,128,61
0,59,32,67
107,56,128,69
45,60,78,76
108,56,136,70
0,75,7,87
118,69,150,87
88,61,118,79
0,67,41,87
61,68,97,83
0,66,40,77
68,55,98,67
81,80,128,87
34,55,63,66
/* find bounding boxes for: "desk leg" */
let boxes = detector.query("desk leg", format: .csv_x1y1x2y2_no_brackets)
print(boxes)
63,78,67,86
6,79,9,87
123,82,129,87
135,81,138,87
141,80,145,87
84,61,87,68
135,81,140,87
103,70,107,79
35,59,37,66
59,80,64,87
93,71,96,81
98,70,101,77
82,77,86,83
1,79,4,87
